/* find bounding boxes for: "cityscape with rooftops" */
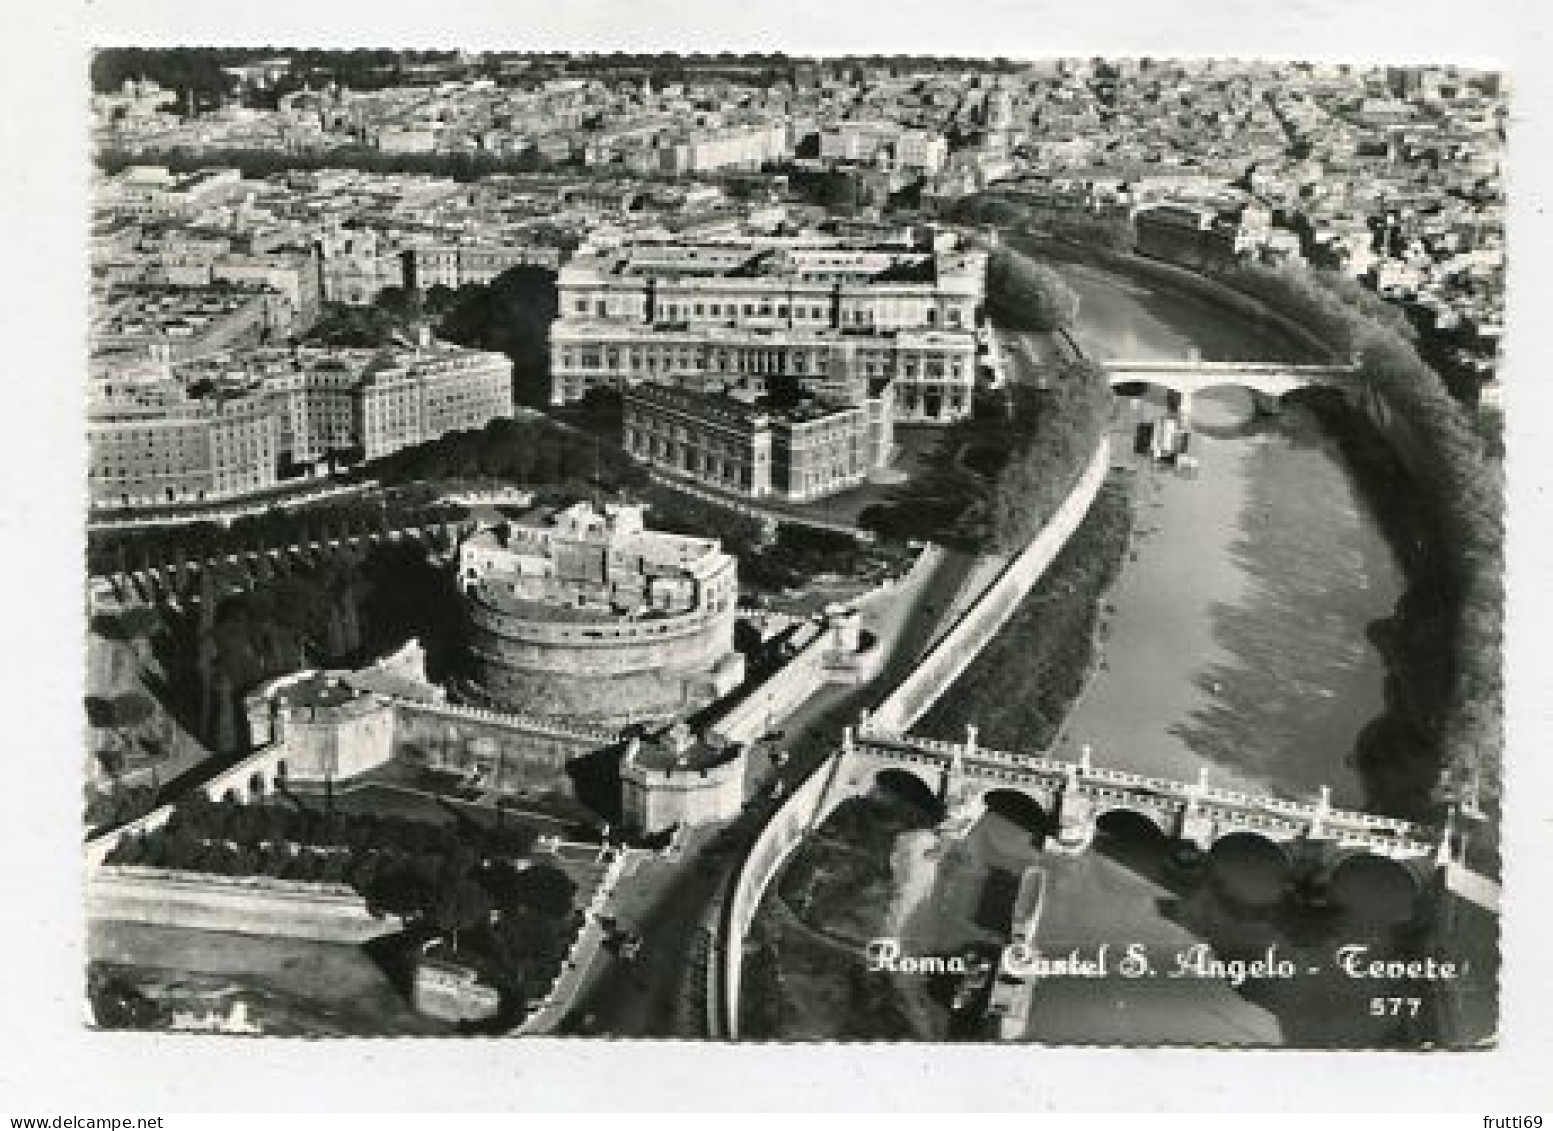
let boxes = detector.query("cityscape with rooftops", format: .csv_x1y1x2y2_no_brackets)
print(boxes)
82,48,1502,1047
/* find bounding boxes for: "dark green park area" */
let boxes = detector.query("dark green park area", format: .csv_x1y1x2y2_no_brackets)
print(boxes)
104,790,585,1028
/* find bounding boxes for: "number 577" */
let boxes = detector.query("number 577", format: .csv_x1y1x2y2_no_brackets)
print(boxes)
1369,996,1421,1016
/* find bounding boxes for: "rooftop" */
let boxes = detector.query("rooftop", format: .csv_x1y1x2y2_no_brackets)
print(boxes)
562,238,980,289
275,672,367,712
464,501,732,582
628,722,741,772
624,381,861,426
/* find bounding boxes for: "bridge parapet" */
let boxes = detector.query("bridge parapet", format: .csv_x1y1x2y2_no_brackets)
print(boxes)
1104,360,1358,376
721,723,1475,1040
853,729,1435,854
1099,358,1361,404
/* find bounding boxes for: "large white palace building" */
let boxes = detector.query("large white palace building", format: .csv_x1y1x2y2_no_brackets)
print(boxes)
549,236,985,424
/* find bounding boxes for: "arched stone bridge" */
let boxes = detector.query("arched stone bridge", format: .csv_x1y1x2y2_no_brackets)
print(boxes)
848,723,1438,867
718,720,1491,1038
1103,358,1360,422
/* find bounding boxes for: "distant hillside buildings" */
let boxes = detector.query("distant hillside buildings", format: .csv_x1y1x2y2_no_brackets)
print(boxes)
818,120,948,174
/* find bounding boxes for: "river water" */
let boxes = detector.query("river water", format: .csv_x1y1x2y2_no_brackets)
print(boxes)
1052,257,1405,806
751,251,1496,1046
911,253,1439,1046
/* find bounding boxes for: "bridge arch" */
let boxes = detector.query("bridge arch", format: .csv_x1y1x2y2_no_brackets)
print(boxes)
1093,805,1171,841
871,766,943,818
1208,830,1293,907
982,787,1054,839
1326,852,1425,924
1105,365,1355,422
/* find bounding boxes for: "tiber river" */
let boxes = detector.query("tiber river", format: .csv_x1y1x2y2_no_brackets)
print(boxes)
890,253,1472,1047
1051,256,1404,807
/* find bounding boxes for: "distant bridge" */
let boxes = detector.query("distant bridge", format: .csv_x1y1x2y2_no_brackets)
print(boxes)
1103,357,1360,420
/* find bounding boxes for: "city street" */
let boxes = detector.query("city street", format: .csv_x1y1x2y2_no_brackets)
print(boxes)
557,539,998,1036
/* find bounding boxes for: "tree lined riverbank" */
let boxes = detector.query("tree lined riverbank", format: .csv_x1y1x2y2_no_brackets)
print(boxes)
739,240,1499,1046
1024,236,1501,830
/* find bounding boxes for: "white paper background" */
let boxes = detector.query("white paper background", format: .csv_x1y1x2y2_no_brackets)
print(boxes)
1,0,1548,1111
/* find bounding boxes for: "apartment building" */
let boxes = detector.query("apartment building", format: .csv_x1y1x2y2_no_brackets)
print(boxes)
402,241,563,290
818,121,949,174
90,283,281,362
261,360,359,464
88,340,514,508
102,166,246,223
87,368,279,508
656,121,791,176
354,343,514,459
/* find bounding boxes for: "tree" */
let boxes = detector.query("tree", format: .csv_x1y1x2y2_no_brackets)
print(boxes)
211,673,239,756
435,872,495,954
491,905,571,997
986,246,1080,332
111,692,155,729
500,862,577,918
437,266,557,409
86,692,158,773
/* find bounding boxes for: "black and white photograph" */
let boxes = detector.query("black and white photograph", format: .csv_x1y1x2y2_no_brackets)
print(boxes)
5,0,1551,1115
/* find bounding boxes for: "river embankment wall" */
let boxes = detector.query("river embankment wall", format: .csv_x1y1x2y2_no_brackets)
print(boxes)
720,436,1112,1037
869,436,1112,735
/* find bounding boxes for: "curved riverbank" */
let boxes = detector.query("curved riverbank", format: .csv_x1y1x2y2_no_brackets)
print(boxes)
1012,235,1339,364
1044,243,1487,827
732,241,1495,1047
1039,232,1501,826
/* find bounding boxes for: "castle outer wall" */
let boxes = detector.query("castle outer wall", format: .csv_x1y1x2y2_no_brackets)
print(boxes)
462,592,745,723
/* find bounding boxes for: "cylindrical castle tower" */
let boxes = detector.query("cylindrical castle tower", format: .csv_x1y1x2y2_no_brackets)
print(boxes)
457,502,746,724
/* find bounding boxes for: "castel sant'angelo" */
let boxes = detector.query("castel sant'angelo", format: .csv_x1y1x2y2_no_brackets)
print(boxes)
456,500,747,724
